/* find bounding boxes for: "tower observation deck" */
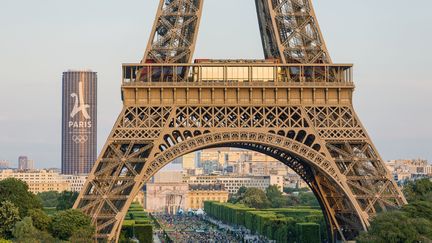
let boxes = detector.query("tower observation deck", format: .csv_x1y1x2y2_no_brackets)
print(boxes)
122,61,353,106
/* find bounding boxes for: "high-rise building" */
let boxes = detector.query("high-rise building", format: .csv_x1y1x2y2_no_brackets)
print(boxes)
61,70,97,175
26,160,34,170
18,156,29,170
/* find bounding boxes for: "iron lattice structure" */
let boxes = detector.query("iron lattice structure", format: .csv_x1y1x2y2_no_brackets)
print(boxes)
74,0,406,242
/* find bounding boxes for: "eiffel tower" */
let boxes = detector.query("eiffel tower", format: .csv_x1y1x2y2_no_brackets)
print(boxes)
74,0,406,242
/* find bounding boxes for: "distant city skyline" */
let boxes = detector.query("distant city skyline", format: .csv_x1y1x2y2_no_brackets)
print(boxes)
0,0,431,168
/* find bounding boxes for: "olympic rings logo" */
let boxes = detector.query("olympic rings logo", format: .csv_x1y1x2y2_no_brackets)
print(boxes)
72,135,88,144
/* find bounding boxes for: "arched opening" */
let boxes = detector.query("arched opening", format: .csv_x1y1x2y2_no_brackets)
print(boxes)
118,132,364,242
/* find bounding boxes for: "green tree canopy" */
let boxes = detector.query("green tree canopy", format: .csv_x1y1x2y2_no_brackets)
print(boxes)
298,192,319,207
357,179,432,243
228,186,248,203
403,178,432,202
51,209,93,240
0,178,41,217
356,211,432,243
239,188,270,209
69,227,94,243
237,186,247,196
266,185,286,208
0,201,20,239
36,191,60,208
27,209,51,232
266,185,283,199
402,200,432,222
11,217,38,242
12,217,55,243
56,191,78,210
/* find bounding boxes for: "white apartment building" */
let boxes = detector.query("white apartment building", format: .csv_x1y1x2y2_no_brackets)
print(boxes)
63,174,88,192
0,169,70,193
185,175,284,194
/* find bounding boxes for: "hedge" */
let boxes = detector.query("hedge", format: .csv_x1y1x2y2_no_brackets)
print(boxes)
121,203,153,242
135,224,153,243
204,201,327,242
296,223,320,243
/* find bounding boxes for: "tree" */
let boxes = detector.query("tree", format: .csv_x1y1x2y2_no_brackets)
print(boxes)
36,191,60,208
12,217,55,243
357,179,432,242
239,188,270,209
356,211,432,243
0,178,42,217
402,200,432,222
51,209,93,240
27,209,51,231
0,201,20,239
298,192,319,207
266,185,283,200
237,186,247,195
11,217,38,242
56,191,78,210
69,227,94,243
285,195,300,206
266,185,286,208
403,178,432,202
228,186,248,203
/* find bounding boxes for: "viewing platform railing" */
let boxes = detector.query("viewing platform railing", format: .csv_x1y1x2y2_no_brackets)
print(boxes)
122,63,353,87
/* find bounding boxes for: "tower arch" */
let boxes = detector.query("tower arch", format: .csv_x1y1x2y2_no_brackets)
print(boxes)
140,131,366,240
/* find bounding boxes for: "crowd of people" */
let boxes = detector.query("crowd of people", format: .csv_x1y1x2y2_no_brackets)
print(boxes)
153,214,243,243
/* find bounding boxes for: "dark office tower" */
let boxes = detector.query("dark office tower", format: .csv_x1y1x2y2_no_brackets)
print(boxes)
18,156,28,170
61,70,97,175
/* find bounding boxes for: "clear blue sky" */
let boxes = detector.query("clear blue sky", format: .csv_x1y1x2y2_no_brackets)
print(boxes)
0,0,431,168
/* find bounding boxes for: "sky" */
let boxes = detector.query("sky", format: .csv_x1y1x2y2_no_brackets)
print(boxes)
0,0,431,169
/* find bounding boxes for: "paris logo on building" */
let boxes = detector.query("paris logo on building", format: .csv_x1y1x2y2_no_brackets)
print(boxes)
70,81,90,119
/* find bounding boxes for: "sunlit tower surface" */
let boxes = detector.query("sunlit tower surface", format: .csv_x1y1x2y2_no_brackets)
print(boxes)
74,0,407,242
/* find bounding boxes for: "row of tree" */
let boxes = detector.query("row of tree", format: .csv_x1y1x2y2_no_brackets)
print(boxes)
229,185,319,209
37,190,78,210
204,201,326,242
0,178,93,242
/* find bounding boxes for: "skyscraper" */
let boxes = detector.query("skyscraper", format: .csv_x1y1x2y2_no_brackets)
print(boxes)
26,160,34,170
61,70,97,175
18,156,28,170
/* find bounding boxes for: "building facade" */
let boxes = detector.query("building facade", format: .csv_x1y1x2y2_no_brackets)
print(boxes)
187,184,229,210
185,175,284,194
145,171,189,214
63,174,88,192
0,169,70,193
61,70,97,175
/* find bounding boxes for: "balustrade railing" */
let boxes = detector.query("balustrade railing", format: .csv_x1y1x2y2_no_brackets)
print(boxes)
122,63,353,86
